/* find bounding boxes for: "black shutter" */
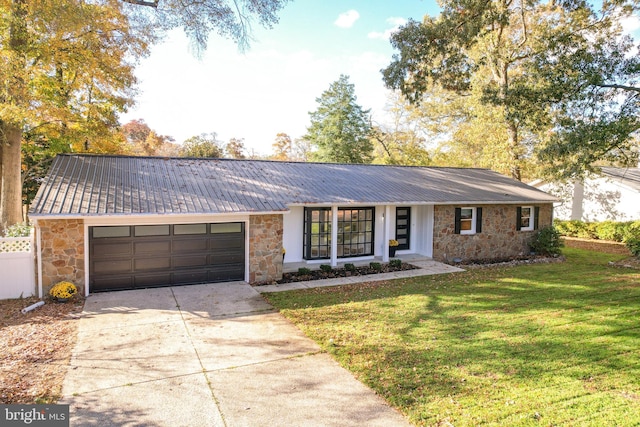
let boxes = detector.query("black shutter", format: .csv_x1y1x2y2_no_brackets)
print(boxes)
454,208,461,234
516,206,522,231
476,207,483,233
534,206,540,230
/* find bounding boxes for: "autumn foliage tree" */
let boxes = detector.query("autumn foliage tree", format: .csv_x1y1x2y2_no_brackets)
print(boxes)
271,133,292,160
0,0,289,231
0,0,153,230
180,133,224,158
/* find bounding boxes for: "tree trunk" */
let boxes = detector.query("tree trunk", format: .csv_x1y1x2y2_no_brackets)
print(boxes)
1,123,24,230
507,122,522,181
0,0,28,232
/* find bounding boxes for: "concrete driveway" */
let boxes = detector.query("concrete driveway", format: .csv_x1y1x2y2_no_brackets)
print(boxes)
61,282,410,426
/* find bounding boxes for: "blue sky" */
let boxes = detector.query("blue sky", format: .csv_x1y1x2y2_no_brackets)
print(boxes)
121,1,440,154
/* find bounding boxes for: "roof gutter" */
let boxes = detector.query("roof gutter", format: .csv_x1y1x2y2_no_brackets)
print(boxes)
28,210,291,221
287,199,558,207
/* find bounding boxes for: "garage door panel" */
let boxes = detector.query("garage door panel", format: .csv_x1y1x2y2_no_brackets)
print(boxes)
208,264,244,282
134,240,171,254
173,238,208,253
173,270,209,285
90,223,245,292
209,253,244,264
134,273,173,287
134,257,171,271
173,255,209,268
92,275,134,290
93,259,132,274
210,237,243,249
92,242,132,257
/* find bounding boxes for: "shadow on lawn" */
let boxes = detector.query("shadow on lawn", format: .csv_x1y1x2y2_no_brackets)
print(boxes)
267,249,640,423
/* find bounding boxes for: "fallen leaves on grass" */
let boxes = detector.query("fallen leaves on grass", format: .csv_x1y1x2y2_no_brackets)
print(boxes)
0,296,83,404
611,256,640,269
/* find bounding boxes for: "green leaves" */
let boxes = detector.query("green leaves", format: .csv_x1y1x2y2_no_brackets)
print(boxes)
382,0,640,181
305,75,373,164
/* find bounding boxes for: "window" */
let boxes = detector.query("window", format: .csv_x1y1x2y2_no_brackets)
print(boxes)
134,225,170,237
174,224,207,235
395,207,411,250
304,208,332,259
211,223,243,233
337,208,374,257
303,207,375,260
92,226,130,238
517,206,539,231
454,207,482,235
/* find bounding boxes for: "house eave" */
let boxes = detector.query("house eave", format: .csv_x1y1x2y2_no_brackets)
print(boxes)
29,210,290,221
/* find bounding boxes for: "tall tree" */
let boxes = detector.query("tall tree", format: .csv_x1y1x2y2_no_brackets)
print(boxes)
271,132,292,160
122,119,176,155
371,92,431,166
382,0,640,181
0,0,152,230
0,0,289,231
226,137,246,159
305,75,373,164
180,133,223,158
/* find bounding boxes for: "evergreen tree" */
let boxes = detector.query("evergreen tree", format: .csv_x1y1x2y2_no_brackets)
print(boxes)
305,75,373,164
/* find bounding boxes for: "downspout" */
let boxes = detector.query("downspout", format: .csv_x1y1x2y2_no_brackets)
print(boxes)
34,219,43,298
84,221,90,297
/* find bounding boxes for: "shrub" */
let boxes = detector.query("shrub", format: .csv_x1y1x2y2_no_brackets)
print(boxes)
49,281,77,300
530,226,564,256
319,264,332,273
297,267,311,275
389,259,402,268
594,221,630,242
369,262,382,271
626,237,640,257
3,222,32,237
344,263,356,271
554,219,640,243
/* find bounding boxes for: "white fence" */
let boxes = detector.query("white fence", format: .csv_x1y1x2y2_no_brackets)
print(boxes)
0,235,36,299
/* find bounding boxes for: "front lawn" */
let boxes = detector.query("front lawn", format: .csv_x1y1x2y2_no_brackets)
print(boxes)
264,248,640,426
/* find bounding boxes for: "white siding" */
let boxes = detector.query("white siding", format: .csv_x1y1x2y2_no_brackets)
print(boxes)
539,178,640,221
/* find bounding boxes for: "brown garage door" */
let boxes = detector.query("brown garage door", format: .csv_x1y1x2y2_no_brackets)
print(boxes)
89,223,245,292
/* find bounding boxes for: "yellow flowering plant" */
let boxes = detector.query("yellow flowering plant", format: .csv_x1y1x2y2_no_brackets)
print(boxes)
389,239,399,247
49,281,77,300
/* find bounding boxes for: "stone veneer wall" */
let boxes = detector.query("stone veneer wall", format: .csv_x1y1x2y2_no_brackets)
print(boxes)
37,219,85,294
249,214,284,283
432,204,553,262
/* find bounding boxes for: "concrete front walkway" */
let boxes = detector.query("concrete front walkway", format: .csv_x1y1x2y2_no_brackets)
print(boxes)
61,283,411,426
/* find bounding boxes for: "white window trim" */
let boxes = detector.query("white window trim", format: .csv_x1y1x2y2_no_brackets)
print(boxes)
520,206,534,231
460,207,476,235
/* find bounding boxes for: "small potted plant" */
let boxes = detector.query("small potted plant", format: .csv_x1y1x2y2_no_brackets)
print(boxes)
389,239,399,257
49,281,77,302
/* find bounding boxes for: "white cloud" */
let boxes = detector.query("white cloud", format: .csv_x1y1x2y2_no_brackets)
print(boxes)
621,14,640,34
334,10,360,29
368,16,407,40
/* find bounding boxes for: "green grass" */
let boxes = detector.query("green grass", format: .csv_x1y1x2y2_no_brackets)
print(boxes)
264,248,640,426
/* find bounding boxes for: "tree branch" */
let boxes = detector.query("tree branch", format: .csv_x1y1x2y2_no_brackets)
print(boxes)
596,83,640,93
120,0,159,8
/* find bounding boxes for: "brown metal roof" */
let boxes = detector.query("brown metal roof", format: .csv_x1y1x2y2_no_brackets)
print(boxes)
30,155,557,216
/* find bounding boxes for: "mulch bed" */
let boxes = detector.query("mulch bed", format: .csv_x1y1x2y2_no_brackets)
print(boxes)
562,236,631,255
259,262,419,285
0,296,84,404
